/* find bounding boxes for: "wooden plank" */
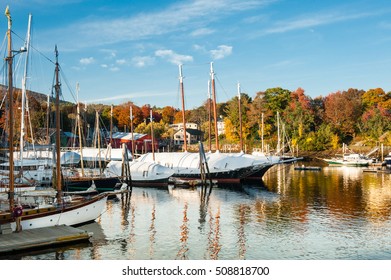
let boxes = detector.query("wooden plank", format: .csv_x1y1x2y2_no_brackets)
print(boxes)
0,225,92,254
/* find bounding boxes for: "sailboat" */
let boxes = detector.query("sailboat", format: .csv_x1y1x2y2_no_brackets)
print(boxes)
62,96,121,193
137,63,276,184
0,14,53,188
0,8,107,233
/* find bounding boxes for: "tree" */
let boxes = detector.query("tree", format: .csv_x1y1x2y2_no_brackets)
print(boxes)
161,106,177,124
223,93,251,145
283,88,315,151
323,89,363,141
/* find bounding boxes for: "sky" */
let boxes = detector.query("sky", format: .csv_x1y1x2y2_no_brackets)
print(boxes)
1,0,391,109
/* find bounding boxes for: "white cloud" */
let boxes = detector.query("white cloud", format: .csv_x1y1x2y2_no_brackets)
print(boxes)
116,59,127,65
191,28,215,37
80,57,95,65
132,56,155,68
155,49,193,65
101,64,108,68
263,11,379,35
47,0,272,49
210,45,233,60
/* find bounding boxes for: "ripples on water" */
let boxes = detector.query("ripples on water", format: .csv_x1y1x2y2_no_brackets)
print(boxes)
12,164,391,260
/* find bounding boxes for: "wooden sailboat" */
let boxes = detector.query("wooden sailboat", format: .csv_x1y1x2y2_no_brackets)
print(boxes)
0,8,107,233
137,63,277,184
62,99,120,193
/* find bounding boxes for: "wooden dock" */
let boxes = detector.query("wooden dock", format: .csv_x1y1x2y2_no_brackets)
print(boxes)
0,225,92,255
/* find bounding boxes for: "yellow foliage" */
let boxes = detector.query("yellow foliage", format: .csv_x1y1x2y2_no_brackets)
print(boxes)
331,134,339,149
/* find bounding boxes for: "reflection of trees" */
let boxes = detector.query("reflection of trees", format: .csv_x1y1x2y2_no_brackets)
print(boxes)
260,165,391,227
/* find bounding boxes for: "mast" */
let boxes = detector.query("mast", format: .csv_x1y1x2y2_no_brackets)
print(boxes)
5,6,15,211
46,94,50,144
110,104,113,145
207,80,212,152
237,82,243,152
54,46,62,204
179,64,187,151
276,111,281,155
261,112,264,153
76,83,85,177
130,105,134,159
19,13,32,162
150,110,155,161
210,62,219,152
96,110,102,174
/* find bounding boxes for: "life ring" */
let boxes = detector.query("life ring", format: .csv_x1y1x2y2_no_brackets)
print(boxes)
13,206,23,217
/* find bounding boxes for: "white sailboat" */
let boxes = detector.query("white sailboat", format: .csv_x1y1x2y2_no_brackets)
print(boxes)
137,63,277,184
0,8,107,233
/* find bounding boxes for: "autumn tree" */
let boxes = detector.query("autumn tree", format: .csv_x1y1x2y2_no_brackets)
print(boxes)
161,106,177,124
283,88,315,151
223,93,251,144
323,89,364,142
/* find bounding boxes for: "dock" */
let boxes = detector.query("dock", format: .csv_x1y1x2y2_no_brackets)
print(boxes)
0,225,92,255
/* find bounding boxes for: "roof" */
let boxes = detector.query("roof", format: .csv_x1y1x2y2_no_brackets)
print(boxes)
175,128,203,136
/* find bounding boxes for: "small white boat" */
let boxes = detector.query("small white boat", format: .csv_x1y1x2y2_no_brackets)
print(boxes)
322,153,373,166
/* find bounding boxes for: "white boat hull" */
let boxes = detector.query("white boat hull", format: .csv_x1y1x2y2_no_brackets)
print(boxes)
7,195,108,231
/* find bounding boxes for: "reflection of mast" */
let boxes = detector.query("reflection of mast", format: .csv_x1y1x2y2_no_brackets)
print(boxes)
237,83,243,152
179,64,187,151
210,62,219,152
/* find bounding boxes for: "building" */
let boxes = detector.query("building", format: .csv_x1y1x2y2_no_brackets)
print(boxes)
170,122,199,130
173,128,203,147
108,132,158,153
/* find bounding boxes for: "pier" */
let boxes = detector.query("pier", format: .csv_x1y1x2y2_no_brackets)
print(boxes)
0,225,92,255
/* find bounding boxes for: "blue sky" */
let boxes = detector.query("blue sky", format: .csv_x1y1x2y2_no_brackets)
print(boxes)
2,0,391,109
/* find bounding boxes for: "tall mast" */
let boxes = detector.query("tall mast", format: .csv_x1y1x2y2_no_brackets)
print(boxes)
207,80,212,152
20,13,32,162
276,111,281,155
261,112,264,153
179,64,187,151
150,110,155,161
5,6,15,211
76,83,85,177
237,82,243,153
110,104,113,145
210,62,219,152
130,105,134,159
54,46,62,203
96,110,102,174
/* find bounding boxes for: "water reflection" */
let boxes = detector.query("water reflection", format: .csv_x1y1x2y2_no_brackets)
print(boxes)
8,164,391,260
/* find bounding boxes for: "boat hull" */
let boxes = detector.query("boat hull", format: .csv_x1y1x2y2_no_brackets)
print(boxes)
64,177,120,192
1,194,108,231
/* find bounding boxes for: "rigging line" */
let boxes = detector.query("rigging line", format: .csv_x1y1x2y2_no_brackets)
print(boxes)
214,75,232,101
58,65,77,102
12,30,55,65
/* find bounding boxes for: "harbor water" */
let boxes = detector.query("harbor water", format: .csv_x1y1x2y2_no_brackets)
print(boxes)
4,163,391,260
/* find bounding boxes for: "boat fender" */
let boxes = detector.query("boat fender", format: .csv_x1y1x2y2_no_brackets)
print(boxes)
13,206,23,217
